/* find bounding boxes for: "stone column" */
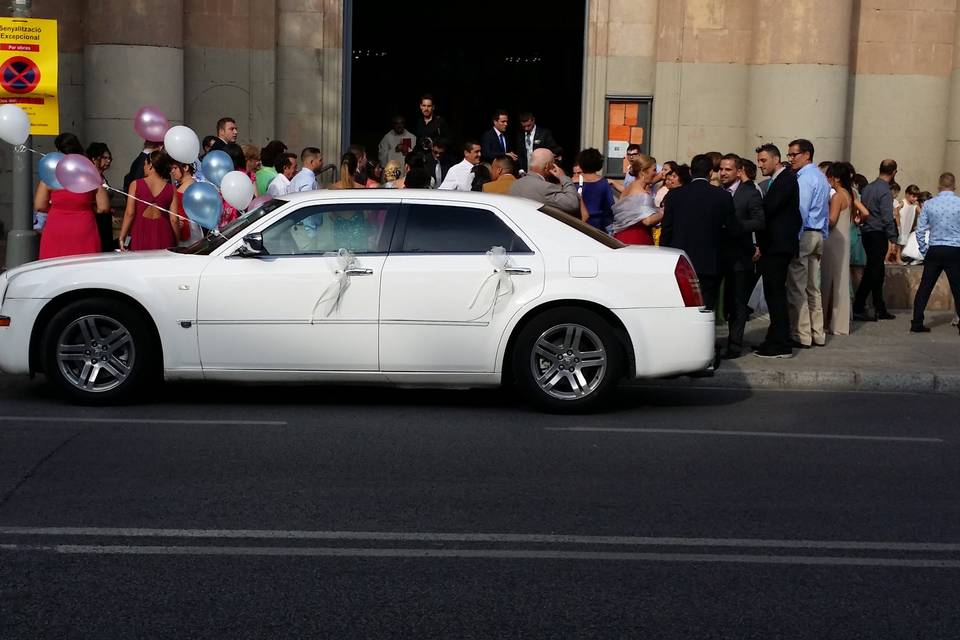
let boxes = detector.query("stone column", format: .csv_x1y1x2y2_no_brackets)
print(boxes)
942,7,960,179
651,0,754,162
184,0,277,147
746,0,853,163
849,2,955,191
276,0,342,168
83,0,184,189
582,0,659,150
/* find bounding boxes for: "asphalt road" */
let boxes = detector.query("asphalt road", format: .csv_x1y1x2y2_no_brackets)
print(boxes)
1,376,959,639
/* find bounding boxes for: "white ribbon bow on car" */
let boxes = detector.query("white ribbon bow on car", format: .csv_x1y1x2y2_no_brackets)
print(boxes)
467,246,516,322
311,248,357,321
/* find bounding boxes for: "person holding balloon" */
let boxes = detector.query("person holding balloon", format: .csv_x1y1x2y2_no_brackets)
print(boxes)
86,142,116,251
118,150,179,251
34,132,111,260
170,161,204,245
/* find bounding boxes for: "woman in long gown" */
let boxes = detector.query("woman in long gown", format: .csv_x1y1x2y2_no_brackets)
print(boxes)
822,162,854,335
36,132,111,259
612,153,662,245
118,150,179,251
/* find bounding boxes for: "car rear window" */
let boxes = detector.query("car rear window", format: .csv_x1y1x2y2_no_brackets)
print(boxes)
538,205,625,249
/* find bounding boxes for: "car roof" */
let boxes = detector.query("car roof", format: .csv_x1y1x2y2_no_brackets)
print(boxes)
276,188,541,209
273,188,612,253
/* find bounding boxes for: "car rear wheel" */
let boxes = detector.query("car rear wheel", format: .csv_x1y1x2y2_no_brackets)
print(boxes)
42,298,156,405
512,307,624,413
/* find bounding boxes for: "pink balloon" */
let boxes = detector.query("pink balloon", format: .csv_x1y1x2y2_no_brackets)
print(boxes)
54,154,103,193
247,194,272,211
133,105,170,142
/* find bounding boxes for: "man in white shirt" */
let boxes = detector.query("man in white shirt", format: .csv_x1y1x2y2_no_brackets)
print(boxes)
267,152,297,197
287,147,323,193
378,117,416,176
438,141,482,191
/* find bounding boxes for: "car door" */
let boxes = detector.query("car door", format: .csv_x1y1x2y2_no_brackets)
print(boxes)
379,200,545,372
197,201,397,371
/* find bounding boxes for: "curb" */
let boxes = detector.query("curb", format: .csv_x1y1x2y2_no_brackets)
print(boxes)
636,367,960,396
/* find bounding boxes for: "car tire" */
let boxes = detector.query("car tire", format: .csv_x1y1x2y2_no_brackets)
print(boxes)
512,307,624,413
41,298,156,405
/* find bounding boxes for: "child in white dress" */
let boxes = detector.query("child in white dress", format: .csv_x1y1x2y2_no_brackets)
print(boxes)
895,184,920,265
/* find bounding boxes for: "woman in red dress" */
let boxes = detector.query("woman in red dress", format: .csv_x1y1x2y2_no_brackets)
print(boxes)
118,150,179,251
36,133,111,260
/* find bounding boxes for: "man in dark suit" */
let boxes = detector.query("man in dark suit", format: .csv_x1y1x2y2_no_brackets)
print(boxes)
661,154,732,311
122,140,161,193
754,143,802,358
208,116,238,152
425,139,456,188
480,109,518,164
516,112,559,174
413,94,449,153
718,153,765,358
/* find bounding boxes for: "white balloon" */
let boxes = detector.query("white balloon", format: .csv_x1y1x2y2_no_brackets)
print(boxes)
0,104,30,146
220,170,255,211
163,125,200,164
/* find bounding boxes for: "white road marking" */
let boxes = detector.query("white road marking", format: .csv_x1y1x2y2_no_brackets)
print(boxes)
0,416,287,426
544,426,944,443
1,527,958,552
1,543,959,568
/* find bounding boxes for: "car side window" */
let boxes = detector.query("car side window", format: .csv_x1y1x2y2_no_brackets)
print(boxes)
400,204,531,253
260,204,395,255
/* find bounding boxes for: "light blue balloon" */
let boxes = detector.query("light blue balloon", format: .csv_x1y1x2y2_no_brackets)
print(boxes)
200,150,233,188
39,151,64,189
182,181,222,230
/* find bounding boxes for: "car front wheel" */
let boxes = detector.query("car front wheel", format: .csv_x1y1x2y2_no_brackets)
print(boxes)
41,298,156,405
512,307,624,413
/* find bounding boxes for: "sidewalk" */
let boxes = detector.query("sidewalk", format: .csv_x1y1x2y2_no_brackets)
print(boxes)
643,310,960,395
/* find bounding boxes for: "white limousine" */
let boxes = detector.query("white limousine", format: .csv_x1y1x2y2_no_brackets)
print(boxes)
0,190,714,412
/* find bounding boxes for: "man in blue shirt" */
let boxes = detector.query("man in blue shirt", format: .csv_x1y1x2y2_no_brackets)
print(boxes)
910,172,960,333
786,139,831,348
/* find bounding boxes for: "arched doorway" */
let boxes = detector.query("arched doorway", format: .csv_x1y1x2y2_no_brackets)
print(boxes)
348,0,586,169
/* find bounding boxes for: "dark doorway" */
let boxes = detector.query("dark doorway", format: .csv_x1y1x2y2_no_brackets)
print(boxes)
349,0,586,169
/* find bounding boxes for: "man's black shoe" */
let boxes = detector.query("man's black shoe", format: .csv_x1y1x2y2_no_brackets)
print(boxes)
910,325,931,333
722,350,743,360
877,312,896,320
852,312,877,322
790,340,811,349
753,346,794,359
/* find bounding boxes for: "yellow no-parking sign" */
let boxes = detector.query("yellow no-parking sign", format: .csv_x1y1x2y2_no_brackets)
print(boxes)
0,17,58,135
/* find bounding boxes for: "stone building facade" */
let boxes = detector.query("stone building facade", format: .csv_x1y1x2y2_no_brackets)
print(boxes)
3,0,960,234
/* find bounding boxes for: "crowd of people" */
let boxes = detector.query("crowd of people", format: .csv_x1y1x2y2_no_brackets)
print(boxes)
31,96,960,353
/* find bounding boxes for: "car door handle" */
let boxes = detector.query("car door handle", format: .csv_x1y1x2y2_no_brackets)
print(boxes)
344,267,374,276
503,266,532,275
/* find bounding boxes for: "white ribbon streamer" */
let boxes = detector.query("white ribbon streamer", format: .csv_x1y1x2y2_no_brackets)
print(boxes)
311,248,357,322
467,246,516,322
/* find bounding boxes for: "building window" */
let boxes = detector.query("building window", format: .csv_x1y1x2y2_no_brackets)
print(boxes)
604,97,652,178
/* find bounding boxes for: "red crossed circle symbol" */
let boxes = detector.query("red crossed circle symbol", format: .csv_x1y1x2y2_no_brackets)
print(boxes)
0,56,40,94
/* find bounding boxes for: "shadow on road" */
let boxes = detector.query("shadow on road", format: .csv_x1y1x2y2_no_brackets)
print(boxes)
2,375,753,414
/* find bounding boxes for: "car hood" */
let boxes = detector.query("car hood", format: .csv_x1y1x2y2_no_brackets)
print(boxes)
4,250,178,282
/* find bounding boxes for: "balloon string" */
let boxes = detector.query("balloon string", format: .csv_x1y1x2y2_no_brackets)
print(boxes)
102,183,186,223
22,144,222,236
16,145,44,156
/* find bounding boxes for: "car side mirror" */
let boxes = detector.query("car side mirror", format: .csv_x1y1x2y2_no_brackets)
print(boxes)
238,233,268,257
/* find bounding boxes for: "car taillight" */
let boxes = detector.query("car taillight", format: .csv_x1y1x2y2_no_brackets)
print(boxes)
674,256,703,308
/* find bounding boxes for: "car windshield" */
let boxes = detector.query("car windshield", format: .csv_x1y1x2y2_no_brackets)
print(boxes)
537,204,625,249
170,198,288,255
